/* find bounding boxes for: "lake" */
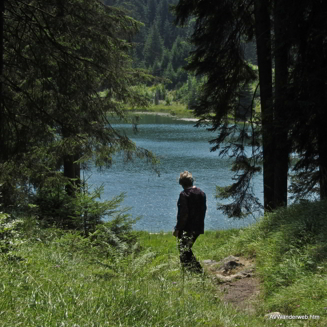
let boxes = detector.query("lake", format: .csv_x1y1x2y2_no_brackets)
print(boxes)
87,113,263,232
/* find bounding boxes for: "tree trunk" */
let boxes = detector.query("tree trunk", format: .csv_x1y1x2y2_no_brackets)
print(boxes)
315,36,327,199
273,0,290,207
0,0,5,163
318,132,327,200
0,0,10,208
254,0,275,211
56,0,81,197
62,128,80,196
63,153,81,196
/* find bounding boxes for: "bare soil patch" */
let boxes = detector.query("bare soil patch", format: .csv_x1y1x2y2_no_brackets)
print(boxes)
203,256,260,313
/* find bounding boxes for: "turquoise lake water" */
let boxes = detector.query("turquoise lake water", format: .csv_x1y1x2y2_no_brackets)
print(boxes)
87,114,263,232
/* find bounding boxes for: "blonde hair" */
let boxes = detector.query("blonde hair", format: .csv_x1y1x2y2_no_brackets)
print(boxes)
179,171,194,187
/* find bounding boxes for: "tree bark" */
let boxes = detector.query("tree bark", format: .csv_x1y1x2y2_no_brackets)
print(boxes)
315,34,327,199
63,153,81,196
254,0,275,211
62,128,81,196
273,0,290,207
56,1,81,197
0,0,5,163
318,132,327,200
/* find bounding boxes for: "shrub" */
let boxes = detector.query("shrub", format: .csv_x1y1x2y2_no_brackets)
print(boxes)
0,213,24,255
90,209,140,258
33,181,136,237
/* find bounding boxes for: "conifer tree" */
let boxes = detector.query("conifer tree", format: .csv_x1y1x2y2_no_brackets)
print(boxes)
163,19,173,48
146,0,157,25
170,36,191,70
161,49,171,71
163,62,177,88
155,0,171,36
0,0,154,209
174,0,266,216
0,0,5,164
152,60,162,77
288,0,327,200
174,0,327,215
143,23,164,66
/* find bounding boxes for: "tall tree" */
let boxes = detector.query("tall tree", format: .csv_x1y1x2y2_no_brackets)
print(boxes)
0,0,154,209
289,0,327,201
170,36,192,71
253,0,275,210
143,23,164,66
174,0,327,216
174,0,260,217
146,0,157,25
163,19,173,47
0,0,5,164
155,0,172,36
273,0,292,207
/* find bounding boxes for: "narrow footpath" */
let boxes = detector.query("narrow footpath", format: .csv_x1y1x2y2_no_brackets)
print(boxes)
203,256,260,313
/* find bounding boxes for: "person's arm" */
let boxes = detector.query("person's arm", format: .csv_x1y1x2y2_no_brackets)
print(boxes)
204,193,207,215
174,193,188,235
173,229,179,237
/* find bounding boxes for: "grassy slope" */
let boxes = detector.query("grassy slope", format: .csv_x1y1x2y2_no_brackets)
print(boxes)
126,102,196,118
1,201,326,327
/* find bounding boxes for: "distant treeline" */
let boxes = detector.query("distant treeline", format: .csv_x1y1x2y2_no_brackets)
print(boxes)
103,0,257,106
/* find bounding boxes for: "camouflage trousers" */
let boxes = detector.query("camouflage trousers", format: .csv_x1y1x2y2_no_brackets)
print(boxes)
178,230,203,273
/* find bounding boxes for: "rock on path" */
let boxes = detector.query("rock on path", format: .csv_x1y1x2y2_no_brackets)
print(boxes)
203,256,260,313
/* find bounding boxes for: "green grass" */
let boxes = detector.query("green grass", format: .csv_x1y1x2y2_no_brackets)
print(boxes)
1,201,326,326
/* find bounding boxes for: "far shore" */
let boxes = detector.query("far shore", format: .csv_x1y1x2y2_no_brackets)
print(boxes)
130,111,256,124
131,111,199,122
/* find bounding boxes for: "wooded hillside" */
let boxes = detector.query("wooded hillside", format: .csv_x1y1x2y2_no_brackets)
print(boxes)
104,0,257,107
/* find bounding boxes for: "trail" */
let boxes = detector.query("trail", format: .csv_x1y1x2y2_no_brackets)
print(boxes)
203,256,260,313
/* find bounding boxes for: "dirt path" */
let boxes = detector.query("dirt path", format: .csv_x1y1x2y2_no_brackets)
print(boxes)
203,256,260,313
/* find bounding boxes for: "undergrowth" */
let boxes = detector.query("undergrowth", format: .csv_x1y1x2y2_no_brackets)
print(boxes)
212,200,327,324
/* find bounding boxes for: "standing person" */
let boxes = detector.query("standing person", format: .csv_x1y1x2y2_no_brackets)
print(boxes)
173,171,207,273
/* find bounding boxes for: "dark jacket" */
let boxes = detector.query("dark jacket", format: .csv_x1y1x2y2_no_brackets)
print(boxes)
175,186,207,234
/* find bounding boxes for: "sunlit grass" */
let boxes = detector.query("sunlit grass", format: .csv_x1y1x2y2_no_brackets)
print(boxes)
0,201,326,326
0,236,253,327
125,102,195,118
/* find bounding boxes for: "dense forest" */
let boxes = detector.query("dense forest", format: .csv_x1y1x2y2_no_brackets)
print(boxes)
106,0,257,107
101,0,200,107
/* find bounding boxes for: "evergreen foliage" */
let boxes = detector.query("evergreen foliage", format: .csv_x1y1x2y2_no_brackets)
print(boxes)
143,23,164,66
107,0,256,107
0,0,156,223
287,0,327,200
110,0,196,96
174,0,327,217
0,212,23,255
175,0,260,218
